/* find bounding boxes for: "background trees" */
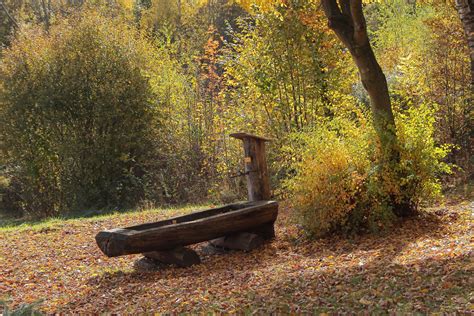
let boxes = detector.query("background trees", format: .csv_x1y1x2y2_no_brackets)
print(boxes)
455,0,473,87
368,0,472,181
1,12,159,215
0,0,470,235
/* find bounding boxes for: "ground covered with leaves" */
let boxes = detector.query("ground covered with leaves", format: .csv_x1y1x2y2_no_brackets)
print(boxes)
0,199,473,314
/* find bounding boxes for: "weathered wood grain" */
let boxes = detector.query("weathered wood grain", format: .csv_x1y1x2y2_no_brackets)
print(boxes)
230,133,271,201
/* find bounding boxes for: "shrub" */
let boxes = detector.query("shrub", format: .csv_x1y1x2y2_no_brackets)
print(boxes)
0,12,159,216
287,104,451,237
395,102,453,208
286,116,373,237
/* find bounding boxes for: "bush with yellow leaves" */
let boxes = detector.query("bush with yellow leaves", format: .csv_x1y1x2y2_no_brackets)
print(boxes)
287,103,452,237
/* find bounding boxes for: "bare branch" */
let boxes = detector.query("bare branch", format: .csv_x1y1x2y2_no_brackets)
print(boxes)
41,0,50,32
0,0,19,29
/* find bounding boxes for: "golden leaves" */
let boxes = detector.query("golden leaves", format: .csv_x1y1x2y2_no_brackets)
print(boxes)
0,200,472,313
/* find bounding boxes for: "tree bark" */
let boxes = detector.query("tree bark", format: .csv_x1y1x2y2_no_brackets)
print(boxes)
321,0,415,216
321,0,398,163
455,0,474,89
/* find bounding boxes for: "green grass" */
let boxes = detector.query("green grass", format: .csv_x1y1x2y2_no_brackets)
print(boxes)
0,203,212,232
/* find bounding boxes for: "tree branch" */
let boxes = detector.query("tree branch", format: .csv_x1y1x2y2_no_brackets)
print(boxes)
350,0,369,45
0,0,19,29
321,0,342,22
338,0,351,17
321,0,353,48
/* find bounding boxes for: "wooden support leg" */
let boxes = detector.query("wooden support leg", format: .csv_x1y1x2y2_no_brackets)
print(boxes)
210,232,264,252
249,222,275,240
143,247,201,268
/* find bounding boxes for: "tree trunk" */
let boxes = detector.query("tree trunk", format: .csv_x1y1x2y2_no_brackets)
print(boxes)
321,0,413,216
351,41,398,161
321,0,398,163
455,0,474,88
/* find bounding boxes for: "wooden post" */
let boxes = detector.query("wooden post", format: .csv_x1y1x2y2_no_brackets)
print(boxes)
230,133,272,201
222,133,275,245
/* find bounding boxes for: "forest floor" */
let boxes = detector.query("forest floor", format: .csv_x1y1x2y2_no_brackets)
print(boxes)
0,196,473,314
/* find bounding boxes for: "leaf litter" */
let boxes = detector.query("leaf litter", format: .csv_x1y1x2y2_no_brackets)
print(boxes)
0,200,472,313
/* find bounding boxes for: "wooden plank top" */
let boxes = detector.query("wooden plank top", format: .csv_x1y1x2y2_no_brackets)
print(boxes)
230,132,272,142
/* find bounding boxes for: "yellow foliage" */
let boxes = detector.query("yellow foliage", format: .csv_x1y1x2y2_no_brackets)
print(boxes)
118,0,135,10
233,0,281,12
286,117,372,236
287,104,452,237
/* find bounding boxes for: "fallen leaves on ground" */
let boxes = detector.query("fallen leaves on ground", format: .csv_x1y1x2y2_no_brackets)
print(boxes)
0,200,472,313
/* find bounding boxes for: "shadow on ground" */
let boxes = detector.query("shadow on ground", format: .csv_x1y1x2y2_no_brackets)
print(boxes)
61,208,472,313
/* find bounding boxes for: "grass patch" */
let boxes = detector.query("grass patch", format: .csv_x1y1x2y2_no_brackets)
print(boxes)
0,203,212,232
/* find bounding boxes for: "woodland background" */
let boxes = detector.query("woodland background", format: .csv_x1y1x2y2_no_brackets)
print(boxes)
0,0,473,313
0,0,472,234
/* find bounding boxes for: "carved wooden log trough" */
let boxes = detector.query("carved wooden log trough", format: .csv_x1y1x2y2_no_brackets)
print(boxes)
96,200,278,257
95,133,278,267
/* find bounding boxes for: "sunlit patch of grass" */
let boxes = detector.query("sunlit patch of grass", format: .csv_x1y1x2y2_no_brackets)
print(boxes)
0,203,211,232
